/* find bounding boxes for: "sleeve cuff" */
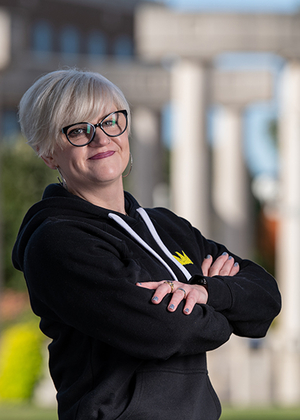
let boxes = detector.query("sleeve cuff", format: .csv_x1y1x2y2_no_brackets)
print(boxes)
190,274,233,311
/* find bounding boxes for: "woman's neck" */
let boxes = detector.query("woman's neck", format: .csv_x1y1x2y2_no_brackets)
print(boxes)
68,180,126,214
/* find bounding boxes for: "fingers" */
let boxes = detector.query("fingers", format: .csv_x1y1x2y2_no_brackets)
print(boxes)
201,254,213,276
140,281,206,316
168,286,205,315
136,281,164,290
151,281,178,304
207,252,229,276
229,261,240,276
207,252,239,277
167,287,188,313
136,280,193,313
136,280,177,305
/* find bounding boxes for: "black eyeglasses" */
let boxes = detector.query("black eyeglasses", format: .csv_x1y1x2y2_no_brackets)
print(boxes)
62,110,128,147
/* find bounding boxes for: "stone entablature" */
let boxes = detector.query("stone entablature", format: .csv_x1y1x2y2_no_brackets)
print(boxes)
136,4,300,60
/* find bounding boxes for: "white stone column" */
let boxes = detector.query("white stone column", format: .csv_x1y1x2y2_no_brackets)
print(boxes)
131,106,161,207
0,10,10,70
170,59,210,236
276,61,300,404
212,106,252,258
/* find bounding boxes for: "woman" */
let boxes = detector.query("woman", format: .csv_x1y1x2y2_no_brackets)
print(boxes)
12,69,281,420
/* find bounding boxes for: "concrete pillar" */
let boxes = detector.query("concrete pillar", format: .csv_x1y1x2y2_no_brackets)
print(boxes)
0,9,10,70
276,60,300,404
131,106,162,207
170,59,210,236
212,106,252,258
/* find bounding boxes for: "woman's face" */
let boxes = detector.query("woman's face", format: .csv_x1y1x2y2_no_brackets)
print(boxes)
43,107,130,197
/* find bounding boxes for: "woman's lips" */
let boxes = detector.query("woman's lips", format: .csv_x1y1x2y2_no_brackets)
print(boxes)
89,151,115,160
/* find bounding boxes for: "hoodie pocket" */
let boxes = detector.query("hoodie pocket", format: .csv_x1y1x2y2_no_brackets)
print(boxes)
116,368,221,420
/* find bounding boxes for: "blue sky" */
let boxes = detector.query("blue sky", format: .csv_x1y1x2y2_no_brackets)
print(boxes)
160,0,300,13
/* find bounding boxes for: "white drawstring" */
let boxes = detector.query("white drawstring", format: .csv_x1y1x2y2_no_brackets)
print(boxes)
136,208,192,281
108,213,179,282
108,208,193,282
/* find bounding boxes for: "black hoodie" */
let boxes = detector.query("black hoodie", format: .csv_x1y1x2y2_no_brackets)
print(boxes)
12,184,281,420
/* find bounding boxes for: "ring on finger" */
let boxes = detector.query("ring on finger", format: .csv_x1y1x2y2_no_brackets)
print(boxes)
177,287,187,299
164,281,175,293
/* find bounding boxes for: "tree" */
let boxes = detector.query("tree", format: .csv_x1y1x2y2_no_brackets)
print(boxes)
0,137,57,290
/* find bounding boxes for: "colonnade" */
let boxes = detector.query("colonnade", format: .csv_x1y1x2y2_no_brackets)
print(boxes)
134,3,300,405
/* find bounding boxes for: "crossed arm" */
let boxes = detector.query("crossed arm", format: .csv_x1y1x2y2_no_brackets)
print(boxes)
136,252,239,315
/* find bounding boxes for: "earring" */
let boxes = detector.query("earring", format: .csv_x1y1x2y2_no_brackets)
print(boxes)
122,153,133,178
56,167,68,190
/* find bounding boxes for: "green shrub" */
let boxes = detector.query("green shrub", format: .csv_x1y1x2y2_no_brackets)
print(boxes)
0,321,44,402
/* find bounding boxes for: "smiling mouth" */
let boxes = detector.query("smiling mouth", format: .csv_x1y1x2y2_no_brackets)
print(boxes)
89,151,115,160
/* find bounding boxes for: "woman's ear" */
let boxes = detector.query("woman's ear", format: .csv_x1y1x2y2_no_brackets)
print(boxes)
36,145,58,170
41,154,57,170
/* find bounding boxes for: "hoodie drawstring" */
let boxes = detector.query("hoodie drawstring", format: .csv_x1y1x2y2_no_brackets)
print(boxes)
108,208,192,282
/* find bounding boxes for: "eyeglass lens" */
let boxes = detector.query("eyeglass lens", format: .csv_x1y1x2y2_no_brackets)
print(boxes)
66,111,127,146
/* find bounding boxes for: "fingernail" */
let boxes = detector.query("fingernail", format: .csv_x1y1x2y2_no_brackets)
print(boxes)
228,256,233,260
137,282,142,285
222,252,228,256
152,296,158,302
234,262,239,267
169,304,175,310
184,308,190,314
205,254,212,259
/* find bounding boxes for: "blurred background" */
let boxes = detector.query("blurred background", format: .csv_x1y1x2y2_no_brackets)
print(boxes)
0,0,299,418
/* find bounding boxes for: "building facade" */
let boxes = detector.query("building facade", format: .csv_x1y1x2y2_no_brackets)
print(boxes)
0,0,139,138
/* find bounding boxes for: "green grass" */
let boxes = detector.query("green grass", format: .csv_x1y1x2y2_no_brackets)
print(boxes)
0,405,57,420
0,404,299,419
221,406,300,419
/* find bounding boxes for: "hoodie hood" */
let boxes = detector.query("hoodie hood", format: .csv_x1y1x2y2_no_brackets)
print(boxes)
12,183,140,272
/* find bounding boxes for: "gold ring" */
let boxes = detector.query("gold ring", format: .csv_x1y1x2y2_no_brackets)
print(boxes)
164,281,174,293
177,287,187,299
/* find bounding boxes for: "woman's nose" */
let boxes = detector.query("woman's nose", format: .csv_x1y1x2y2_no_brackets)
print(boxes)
89,127,111,147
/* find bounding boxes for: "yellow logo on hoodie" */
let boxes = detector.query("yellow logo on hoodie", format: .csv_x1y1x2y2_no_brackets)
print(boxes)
173,251,193,266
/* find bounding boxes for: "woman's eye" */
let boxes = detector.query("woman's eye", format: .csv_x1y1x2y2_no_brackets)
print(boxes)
69,127,86,137
103,119,115,128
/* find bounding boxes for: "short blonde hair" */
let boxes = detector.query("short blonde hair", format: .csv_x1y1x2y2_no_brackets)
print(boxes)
18,68,131,157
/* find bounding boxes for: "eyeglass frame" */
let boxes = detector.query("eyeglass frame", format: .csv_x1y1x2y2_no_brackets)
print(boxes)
61,109,128,147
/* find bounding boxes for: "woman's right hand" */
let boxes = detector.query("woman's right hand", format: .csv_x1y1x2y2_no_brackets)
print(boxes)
201,252,240,277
